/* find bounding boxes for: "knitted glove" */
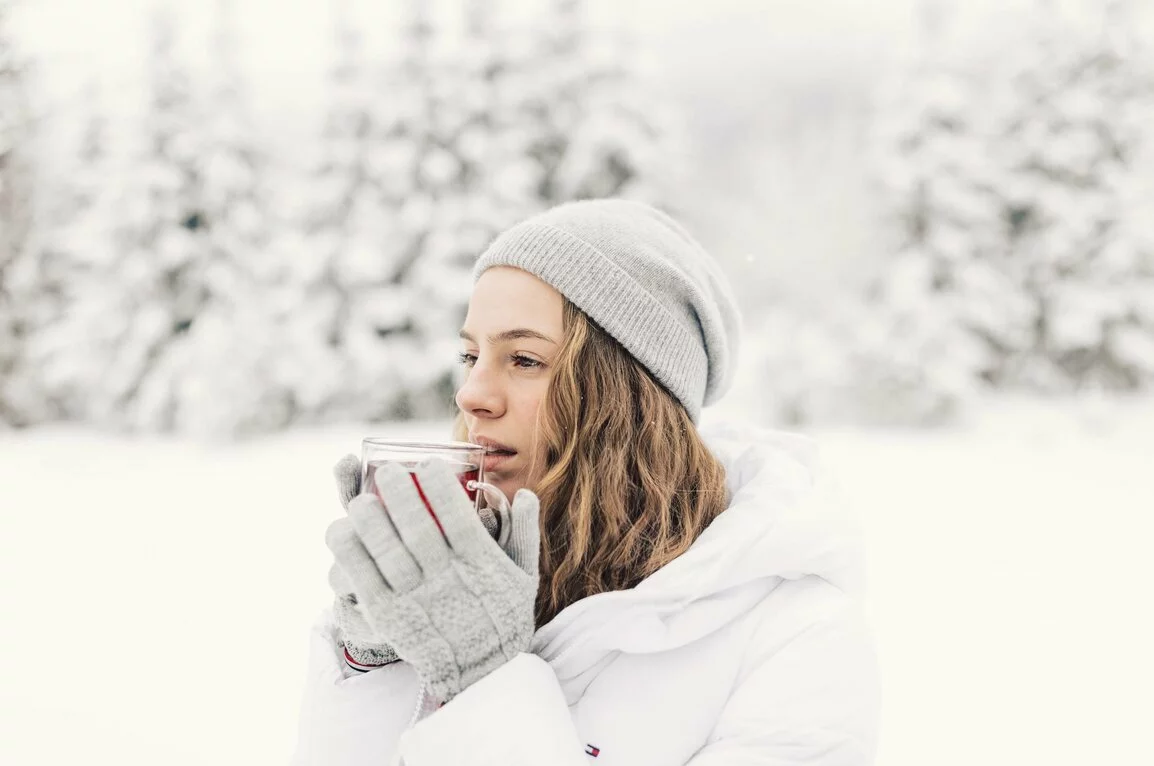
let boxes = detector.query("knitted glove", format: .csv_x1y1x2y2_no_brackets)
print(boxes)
329,454,506,671
331,455,400,670
325,459,540,703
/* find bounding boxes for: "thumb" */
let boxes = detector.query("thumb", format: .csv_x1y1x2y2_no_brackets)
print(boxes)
333,454,361,510
503,489,541,578
328,561,355,598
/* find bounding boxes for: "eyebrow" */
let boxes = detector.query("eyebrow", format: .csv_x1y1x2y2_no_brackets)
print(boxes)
458,328,558,346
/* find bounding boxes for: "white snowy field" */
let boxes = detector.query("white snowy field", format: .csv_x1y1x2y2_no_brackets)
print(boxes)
1,398,1152,765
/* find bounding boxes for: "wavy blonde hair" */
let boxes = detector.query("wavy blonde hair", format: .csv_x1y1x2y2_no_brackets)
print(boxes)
455,300,729,627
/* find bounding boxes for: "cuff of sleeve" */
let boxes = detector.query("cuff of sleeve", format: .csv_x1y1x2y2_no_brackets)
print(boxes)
343,646,400,674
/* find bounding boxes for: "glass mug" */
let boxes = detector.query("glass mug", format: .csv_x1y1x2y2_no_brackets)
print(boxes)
360,439,509,532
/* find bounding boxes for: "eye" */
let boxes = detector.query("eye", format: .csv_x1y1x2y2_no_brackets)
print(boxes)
510,354,542,369
456,352,478,367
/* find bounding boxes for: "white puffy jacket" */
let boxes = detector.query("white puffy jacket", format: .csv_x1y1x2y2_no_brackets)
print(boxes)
291,423,880,765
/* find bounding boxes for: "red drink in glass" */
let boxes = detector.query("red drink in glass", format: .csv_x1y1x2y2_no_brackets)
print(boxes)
365,459,480,533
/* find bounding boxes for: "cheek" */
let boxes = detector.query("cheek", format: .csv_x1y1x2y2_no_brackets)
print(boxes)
528,388,546,418
525,381,550,424
508,381,545,436
527,387,551,460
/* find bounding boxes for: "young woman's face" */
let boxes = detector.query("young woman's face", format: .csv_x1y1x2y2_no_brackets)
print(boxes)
456,266,564,501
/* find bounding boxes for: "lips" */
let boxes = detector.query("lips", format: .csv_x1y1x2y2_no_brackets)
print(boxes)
471,435,518,456
471,435,517,472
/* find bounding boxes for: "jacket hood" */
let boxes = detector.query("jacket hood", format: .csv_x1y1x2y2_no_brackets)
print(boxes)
529,421,868,683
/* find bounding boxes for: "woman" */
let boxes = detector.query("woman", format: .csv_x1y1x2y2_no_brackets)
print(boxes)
293,200,880,765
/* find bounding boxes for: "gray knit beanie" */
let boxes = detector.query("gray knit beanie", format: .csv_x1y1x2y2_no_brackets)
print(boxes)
471,199,741,422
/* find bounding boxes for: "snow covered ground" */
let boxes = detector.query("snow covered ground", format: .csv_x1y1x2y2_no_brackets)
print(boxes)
2,397,1152,765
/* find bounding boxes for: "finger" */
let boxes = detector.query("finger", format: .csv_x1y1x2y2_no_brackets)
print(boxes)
413,460,490,558
371,461,450,572
333,454,361,510
473,480,508,541
494,486,522,549
477,504,500,539
328,561,355,598
347,493,423,593
333,593,372,642
506,489,542,577
332,595,395,660
496,503,514,550
325,517,391,603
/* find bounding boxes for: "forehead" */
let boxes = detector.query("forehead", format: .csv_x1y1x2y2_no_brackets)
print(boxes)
466,267,564,331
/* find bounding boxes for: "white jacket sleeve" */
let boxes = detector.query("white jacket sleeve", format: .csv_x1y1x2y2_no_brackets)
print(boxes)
687,578,881,766
290,611,424,766
395,652,585,766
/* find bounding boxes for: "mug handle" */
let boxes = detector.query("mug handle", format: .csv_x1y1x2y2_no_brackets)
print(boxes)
467,480,511,542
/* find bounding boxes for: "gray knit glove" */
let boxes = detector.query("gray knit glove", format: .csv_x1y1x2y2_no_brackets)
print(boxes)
330,454,507,670
330,454,400,669
325,459,540,703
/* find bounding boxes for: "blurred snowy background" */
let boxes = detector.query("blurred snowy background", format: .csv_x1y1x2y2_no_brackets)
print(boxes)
1,0,1152,764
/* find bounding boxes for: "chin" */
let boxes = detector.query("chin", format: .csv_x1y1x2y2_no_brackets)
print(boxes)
497,476,534,504
482,464,540,504
498,479,523,504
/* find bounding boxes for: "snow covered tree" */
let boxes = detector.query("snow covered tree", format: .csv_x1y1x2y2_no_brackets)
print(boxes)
287,0,459,425
433,0,681,245
750,289,989,428
504,0,678,207
0,1,36,426
867,0,1154,407
332,0,471,421
749,0,994,428
984,0,1154,389
17,78,115,423
277,0,377,424
47,9,209,432
831,1,999,423
150,0,294,438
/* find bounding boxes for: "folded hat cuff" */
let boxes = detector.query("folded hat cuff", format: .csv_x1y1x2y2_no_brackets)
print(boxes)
474,223,708,420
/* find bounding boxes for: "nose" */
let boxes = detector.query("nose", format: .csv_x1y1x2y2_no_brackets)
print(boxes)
455,359,505,419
